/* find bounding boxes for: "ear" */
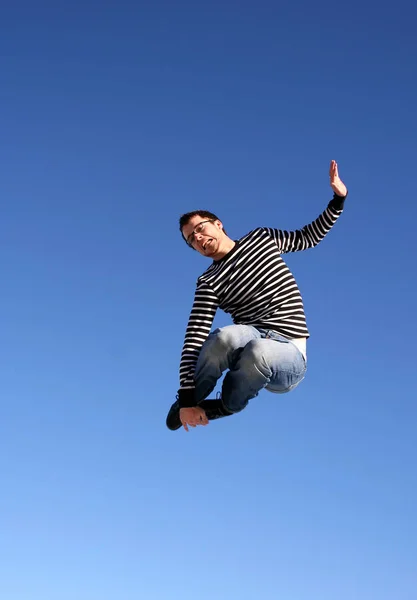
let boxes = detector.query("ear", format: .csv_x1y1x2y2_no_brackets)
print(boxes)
214,220,223,231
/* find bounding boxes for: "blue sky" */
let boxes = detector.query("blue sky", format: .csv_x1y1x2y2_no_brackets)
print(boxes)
1,1,416,599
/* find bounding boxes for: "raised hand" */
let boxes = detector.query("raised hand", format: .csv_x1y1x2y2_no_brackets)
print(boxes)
329,160,348,197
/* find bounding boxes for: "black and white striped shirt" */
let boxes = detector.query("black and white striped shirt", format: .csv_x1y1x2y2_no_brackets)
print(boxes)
179,195,346,394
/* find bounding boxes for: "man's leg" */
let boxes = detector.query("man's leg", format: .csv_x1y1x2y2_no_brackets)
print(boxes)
193,324,261,404
166,325,261,430
166,328,306,430
221,334,306,413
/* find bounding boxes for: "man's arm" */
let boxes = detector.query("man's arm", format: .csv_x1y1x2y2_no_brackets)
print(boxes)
265,160,348,253
177,280,219,408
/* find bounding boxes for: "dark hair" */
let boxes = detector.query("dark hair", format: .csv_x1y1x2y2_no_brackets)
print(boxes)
179,210,227,245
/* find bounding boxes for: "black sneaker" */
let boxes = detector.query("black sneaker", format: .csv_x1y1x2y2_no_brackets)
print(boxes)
166,395,232,431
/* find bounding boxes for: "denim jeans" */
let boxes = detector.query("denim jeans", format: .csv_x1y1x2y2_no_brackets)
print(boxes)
193,324,307,413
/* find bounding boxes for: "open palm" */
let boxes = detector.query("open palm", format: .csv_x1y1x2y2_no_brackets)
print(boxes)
329,160,347,197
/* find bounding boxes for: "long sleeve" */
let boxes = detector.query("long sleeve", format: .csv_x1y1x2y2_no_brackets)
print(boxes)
178,281,219,407
265,192,347,253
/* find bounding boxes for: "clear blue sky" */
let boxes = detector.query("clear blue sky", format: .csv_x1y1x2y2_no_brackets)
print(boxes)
1,2,416,599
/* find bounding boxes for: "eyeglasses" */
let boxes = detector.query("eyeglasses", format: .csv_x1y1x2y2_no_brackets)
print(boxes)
185,219,214,246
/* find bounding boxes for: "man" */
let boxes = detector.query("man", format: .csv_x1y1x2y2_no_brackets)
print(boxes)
166,160,348,432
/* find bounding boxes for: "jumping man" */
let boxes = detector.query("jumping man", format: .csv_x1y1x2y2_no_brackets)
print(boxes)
166,160,348,431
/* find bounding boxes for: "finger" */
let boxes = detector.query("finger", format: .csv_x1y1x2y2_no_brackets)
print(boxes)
196,408,208,424
182,421,189,432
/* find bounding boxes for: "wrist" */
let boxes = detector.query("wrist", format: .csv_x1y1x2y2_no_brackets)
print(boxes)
177,388,197,408
329,190,347,211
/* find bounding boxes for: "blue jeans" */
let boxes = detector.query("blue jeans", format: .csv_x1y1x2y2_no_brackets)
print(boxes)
193,324,307,413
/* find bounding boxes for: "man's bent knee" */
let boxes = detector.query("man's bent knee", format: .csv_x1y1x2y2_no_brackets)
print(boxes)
237,339,272,377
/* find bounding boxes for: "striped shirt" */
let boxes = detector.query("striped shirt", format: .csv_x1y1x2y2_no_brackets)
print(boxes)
179,194,345,392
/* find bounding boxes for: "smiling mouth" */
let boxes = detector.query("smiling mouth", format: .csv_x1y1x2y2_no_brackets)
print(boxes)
203,239,213,250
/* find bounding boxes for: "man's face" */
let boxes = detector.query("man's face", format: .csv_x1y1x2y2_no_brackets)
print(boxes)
182,215,225,257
